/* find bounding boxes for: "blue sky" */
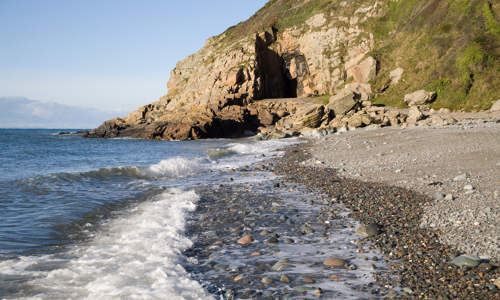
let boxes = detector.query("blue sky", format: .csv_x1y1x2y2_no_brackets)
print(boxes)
0,0,269,116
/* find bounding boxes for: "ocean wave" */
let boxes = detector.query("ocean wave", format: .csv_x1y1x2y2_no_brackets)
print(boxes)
204,148,236,159
0,189,214,299
227,137,300,154
20,157,206,184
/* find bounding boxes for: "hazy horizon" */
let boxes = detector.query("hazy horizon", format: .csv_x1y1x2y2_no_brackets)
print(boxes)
0,96,123,129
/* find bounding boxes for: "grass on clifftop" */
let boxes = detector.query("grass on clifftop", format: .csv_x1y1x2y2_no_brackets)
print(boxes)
366,0,500,111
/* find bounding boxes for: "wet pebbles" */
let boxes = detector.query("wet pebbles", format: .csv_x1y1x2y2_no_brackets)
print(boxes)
182,141,500,299
274,143,500,299
183,166,387,299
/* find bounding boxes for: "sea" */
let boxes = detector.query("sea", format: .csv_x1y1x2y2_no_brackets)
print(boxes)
0,129,297,299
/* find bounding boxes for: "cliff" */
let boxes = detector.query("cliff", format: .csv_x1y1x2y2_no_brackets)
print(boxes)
85,0,500,140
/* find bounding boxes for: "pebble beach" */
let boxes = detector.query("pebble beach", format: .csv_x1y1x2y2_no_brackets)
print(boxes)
180,112,500,299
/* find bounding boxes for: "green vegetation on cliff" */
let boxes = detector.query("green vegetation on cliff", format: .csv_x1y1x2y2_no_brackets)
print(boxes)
367,0,500,111
221,0,500,111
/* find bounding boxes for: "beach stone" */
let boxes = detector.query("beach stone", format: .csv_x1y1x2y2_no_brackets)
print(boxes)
478,263,493,273
315,287,323,295
261,277,273,284
495,276,500,288
303,278,315,284
451,255,482,267
293,286,316,292
433,193,444,200
284,238,295,244
280,274,291,283
454,173,467,181
272,263,295,272
238,235,253,245
260,229,270,236
303,227,315,234
356,225,380,236
234,274,246,282
266,236,279,244
324,257,349,267
214,263,229,270
464,185,474,190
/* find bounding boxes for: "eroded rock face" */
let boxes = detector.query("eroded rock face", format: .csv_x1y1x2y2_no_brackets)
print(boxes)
85,3,386,140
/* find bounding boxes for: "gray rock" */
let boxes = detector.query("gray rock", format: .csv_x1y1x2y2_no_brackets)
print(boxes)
356,225,380,236
451,255,482,267
271,263,295,271
327,89,361,115
265,129,288,140
404,90,437,106
494,276,500,289
406,106,424,123
490,100,500,112
390,68,404,84
280,274,291,283
464,185,474,190
214,263,229,270
478,263,493,273
261,277,273,284
433,193,444,200
344,83,373,100
266,236,279,244
454,174,467,181
293,286,316,292
303,227,315,234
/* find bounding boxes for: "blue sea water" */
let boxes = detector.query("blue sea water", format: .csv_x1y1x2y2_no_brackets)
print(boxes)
0,129,295,299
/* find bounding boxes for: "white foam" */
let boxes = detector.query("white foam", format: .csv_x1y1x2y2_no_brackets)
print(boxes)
140,157,204,179
211,138,301,171
1,189,214,300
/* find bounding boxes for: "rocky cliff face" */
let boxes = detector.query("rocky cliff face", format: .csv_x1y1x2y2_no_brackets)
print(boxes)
85,0,499,140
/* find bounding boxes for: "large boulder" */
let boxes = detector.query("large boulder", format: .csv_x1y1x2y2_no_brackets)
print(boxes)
390,68,404,84
344,83,373,101
327,90,361,116
406,106,424,124
292,104,325,128
350,57,377,84
256,107,276,126
347,114,372,128
404,90,437,107
490,100,500,112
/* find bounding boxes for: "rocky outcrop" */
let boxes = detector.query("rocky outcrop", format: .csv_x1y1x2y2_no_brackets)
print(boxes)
86,1,386,140
86,1,470,141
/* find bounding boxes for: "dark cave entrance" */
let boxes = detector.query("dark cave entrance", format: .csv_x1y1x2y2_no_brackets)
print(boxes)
254,28,299,100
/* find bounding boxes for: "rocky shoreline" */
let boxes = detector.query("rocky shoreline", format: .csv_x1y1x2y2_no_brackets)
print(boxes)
276,143,500,299
184,167,389,300
181,117,500,299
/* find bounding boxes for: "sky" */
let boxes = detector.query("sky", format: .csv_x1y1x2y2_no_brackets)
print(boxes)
0,0,269,116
